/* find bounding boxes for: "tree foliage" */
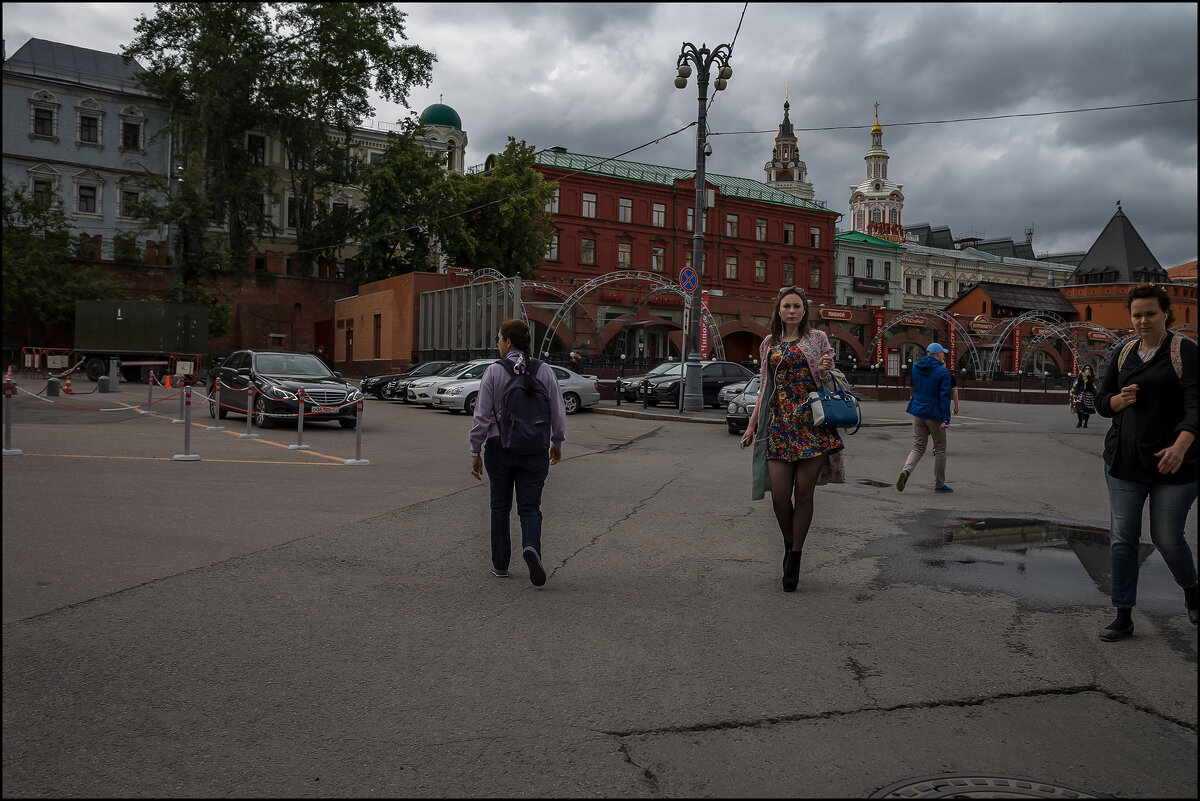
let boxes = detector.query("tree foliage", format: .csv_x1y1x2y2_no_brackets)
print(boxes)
1,179,127,343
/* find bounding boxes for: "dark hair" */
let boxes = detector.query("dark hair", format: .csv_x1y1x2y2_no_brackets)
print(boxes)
769,286,811,341
1126,283,1174,326
499,318,531,352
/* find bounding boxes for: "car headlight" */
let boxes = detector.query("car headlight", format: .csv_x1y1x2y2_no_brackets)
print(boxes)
346,388,363,401
728,402,737,414
266,385,298,400
446,386,463,396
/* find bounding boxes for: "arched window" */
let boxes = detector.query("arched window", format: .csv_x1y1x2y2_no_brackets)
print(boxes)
1085,306,1092,321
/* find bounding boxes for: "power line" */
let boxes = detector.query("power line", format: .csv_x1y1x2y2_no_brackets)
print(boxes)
710,98,1198,136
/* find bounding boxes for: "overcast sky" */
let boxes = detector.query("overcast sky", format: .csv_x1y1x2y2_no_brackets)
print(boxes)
4,2,1197,268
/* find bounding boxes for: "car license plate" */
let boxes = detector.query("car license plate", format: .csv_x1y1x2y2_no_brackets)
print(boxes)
310,404,335,414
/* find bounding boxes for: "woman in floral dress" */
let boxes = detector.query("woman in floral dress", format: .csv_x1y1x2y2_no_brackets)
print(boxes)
744,286,845,592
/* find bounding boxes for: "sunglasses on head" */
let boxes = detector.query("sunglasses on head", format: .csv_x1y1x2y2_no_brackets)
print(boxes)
778,285,806,297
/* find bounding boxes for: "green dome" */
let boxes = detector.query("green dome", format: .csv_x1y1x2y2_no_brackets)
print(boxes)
419,103,462,130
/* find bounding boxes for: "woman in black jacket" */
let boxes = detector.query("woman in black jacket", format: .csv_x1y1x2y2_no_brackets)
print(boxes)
1070,364,1097,428
1094,284,1198,642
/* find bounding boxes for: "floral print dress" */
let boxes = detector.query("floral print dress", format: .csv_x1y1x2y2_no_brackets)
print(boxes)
765,339,845,463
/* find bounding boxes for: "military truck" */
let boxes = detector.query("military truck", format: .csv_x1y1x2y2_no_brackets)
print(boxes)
74,300,209,383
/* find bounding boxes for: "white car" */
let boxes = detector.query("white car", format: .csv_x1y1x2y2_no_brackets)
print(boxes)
433,363,602,415
407,360,493,406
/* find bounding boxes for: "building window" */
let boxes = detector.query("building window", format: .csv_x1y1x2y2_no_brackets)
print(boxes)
756,219,767,241
78,114,100,144
725,256,737,280
809,266,821,289
373,314,382,359
754,259,767,283
77,184,98,214
121,121,142,151
855,210,864,230
652,203,665,227
581,238,595,265
871,208,882,223
545,188,559,214
885,261,892,280
906,277,912,294
582,193,596,218
32,179,52,204
618,242,631,268
810,227,820,248
119,190,141,219
286,196,297,229
726,214,738,238
651,247,665,272
686,207,694,232
866,259,874,278
34,107,55,137
916,278,923,295
784,263,794,286
546,235,559,261
783,223,794,245
890,209,899,225
847,257,855,277
247,134,266,165
618,198,632,223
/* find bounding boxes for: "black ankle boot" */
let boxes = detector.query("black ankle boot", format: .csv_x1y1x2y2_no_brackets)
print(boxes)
782,549,802,592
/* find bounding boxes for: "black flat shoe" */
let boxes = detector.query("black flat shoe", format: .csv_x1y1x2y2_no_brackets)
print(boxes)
782,550,802,592
1098,622,1133,641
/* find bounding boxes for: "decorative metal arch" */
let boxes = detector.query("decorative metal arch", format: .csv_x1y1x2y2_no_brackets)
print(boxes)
982,311,1067,375
865,308,986,374
536,271,724,360
1020,322,1122,373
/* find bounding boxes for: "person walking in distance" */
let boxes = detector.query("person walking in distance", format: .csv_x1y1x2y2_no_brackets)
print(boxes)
742,286,845,592
1070,365,1098,428
1094,283,1197,641
470,319,566,586
897,343,953,493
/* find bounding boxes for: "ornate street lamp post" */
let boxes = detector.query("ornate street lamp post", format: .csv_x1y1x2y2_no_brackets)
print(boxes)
674,42,732,412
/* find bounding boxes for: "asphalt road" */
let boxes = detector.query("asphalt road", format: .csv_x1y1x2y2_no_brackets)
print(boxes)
2,378,1196,797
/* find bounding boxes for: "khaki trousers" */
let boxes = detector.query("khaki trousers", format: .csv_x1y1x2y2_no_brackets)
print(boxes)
904,417,947,487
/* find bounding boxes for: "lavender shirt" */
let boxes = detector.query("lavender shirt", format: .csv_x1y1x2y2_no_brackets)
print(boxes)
469,351,567,454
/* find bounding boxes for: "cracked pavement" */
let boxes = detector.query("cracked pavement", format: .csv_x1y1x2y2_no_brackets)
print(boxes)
2,390,1196,797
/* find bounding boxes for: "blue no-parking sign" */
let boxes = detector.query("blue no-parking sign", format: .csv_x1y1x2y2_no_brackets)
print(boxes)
679,267,698,293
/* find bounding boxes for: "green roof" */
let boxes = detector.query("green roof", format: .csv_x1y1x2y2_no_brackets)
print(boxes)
419,103,462,129
835,231,904,249
533,147,838,215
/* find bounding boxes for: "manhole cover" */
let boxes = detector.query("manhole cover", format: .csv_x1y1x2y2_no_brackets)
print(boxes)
870,773,1103,798
855,477,892,487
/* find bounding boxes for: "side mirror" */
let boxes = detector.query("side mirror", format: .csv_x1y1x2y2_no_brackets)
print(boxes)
334,372,342,378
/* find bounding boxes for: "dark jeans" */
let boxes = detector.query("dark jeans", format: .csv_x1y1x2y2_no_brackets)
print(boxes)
1104,467,1198,608
483,439,550,572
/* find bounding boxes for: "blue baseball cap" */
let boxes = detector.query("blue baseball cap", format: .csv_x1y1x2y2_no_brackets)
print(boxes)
926,343,948,355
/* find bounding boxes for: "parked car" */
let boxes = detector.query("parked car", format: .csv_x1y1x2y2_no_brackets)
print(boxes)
725,376,761,435
616,360,687,402
407,360,493,406
433,363,602,415
206,349,362,429
718,379,751,408
637,360,755,408
361,361,451,399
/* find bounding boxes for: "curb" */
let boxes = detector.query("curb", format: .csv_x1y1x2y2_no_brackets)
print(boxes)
589,405,911,427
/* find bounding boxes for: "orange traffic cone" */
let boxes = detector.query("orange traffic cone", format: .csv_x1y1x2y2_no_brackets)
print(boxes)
63,373,74,394
5,365,12,380
164,374,172,388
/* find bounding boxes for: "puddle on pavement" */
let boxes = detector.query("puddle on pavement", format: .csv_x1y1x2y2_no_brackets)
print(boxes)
872,516,1193,615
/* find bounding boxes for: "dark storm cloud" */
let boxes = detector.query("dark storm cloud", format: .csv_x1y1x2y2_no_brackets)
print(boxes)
3,2,1196,266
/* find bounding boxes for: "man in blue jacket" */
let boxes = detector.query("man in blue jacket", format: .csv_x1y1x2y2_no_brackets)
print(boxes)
897,342,954,493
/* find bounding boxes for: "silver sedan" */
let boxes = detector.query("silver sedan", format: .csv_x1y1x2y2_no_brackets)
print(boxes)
432,364,601,415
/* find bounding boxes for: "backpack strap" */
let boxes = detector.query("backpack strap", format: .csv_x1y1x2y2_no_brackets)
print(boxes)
1169,334,1183,382
1116,339,1137,371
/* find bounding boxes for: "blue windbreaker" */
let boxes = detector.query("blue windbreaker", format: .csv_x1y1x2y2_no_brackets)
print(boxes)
905,356,951,424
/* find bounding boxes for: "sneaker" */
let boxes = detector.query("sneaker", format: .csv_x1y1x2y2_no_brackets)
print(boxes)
1098,622,1134,641
896,469,910,492
934,484,954,493
491,567,509,578
523,547,547,587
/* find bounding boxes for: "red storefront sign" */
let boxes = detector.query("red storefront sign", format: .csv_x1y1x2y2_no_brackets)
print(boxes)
819,309,853,320
873,308,885,365
1012,325,1022,370
700,290,710,358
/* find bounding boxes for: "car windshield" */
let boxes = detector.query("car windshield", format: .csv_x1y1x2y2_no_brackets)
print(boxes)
255,353,333,378
647,362,683,377
744,377,761,393
435,362,468,377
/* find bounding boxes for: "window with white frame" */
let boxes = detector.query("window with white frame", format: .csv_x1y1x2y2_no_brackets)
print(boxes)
118,106,145,152
866,259,874,278
618,198,632,223
686,207,693,231
581,193,596,218
618,242,631,268
76,184,99,215
885,261,892,280
651,247,665,272
546,234,559,261
32,179,52,204
890,209,899,225
916,278,923,295
809,266,821,289
286,195,297,229
871,208,882,223
783,222,794,245
725,255,737,280
810,227,820,248
76,98,103,147
119,189,142,219
784,263,794,285
905,277,912,294
726,214,738,238
581,238,595,264
652,203,665,227
755,259,767,283
247,134,267,166
545,188,559,213
756,219,767,241
29,90,59,141
847,256,855,277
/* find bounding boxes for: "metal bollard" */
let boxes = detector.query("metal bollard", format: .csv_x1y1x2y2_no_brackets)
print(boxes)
98,375,110,393
641,379,649,408
239,384,259,438
172,385,200,461
4,378,22,456
345,399,369,465
46,376,60,397
206,379,225,430
289,389,311,450
140,372,153,414
172,376,185,423
615,378,621,406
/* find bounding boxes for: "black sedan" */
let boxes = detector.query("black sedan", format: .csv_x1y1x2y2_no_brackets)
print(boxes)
361,361,451,399
207,350,363,429
636,360,755,408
